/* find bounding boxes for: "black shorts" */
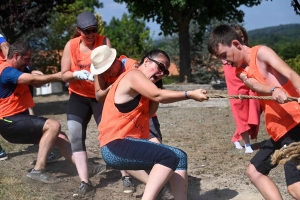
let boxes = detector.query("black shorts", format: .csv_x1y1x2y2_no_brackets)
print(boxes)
250,124,300,186
0,111,47,144
149,116,162,141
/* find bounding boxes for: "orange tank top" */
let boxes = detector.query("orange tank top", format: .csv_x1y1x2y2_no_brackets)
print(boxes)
246,46,300,141
0,62,34,118
99,68,150,147
68,35,105,98
103,55,138,84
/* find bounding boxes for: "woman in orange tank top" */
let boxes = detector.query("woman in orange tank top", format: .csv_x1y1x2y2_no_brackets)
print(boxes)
91,47,209,200
61,11,113,198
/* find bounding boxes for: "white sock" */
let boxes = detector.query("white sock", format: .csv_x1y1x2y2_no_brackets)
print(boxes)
245,143,253,153
234,141,243,149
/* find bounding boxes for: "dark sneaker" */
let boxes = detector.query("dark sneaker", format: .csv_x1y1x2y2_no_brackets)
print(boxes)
0,149,8,161
30,152,57,165
27,169,60,183
122,176,135,194
88,163,107,178
73,181,95,199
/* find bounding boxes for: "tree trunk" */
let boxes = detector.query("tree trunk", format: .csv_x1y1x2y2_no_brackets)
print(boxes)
178,26,191,82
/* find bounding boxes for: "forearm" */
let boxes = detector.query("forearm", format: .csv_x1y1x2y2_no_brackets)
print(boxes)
96,87,110,102
30,73,62,87
61,71,78,82
1,42,10,58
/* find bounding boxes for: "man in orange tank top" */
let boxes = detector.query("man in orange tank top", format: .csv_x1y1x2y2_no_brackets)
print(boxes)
208,24,300,200
0,41,74,184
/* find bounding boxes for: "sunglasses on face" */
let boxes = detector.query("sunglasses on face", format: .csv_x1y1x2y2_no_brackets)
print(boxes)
79,28,98,35
148,57,169,77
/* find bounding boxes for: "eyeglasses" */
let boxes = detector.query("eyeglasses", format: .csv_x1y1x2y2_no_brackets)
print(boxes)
148,57,169,77
79,27,98,35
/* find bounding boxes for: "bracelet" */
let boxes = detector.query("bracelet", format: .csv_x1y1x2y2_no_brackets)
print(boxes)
184,91,189,99
270,86,279,94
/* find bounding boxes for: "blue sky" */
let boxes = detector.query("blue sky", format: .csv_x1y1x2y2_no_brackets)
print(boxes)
96,0,299,39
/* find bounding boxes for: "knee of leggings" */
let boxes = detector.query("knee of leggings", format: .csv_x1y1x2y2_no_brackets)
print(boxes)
175,149,188,170
69,135,86,152
159,149,188,171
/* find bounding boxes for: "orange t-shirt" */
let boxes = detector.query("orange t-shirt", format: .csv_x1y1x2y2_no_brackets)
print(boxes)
0,62,34,118
239,46,300,141
99,68,150,147
68,35,105,98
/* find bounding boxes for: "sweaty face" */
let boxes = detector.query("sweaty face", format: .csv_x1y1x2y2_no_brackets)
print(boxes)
146,56,170,82
78,27,98,44
103,59,122,78
16,51,32,71
216,43,242,67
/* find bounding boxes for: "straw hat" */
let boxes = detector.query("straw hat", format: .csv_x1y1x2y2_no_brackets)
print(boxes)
90,45,117,75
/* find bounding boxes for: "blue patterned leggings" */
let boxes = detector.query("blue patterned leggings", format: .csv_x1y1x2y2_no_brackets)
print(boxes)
101,138,187,171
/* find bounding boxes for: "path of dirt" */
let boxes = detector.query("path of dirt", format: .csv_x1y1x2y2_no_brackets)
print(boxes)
0,87,294,200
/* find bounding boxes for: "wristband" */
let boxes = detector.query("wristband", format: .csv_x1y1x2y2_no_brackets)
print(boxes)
184,91,189,99
270,86,279,94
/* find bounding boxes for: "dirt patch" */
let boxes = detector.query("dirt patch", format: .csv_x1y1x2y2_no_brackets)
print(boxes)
0,92,293,200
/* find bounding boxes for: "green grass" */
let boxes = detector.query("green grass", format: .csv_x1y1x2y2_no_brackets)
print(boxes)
163,75,179,84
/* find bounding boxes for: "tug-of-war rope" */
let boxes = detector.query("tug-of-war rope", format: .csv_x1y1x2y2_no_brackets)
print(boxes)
207,94,300,169
206,94,300,103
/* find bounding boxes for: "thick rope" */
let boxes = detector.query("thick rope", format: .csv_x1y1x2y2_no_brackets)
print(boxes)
206,94,300,169
271,142,300,170
206,94,300,103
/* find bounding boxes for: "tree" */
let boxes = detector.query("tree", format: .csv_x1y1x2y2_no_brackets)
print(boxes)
105,13,154,60
0,0,79,43
21,0,102,72
114,0,263,82
292,0,300,15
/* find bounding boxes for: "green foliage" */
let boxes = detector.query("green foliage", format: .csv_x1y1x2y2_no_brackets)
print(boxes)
249,24,300,63
162,75,179,84
26,0,103,72
0,0,76,43
104,13,154,60
286,54,300,74
114,0,262,82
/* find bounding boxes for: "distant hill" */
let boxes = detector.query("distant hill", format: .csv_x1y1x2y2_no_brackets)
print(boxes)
248,24,300,46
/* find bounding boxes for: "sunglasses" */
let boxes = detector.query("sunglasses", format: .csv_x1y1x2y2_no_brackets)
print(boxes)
79,27,98,35
148,57,169,77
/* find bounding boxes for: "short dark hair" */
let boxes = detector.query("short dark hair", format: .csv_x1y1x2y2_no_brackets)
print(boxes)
207,24,243,55
139,49,171,68
7,41,31,59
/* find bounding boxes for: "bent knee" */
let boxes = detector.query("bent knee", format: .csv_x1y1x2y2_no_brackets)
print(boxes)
246,164,260,180
44,119,61,133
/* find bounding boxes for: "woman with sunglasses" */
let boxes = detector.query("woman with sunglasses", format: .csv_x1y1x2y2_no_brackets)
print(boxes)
91,46,209,200
61,11,115,198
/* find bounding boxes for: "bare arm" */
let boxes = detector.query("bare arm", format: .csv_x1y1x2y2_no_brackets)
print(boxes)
257,46,300,93
17,72,62,87
117,70,208,104
105,37,112,48
238,72,275,94
1,41,10,59
94,74,112,102
61,41,77,82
